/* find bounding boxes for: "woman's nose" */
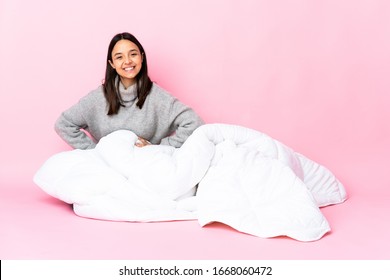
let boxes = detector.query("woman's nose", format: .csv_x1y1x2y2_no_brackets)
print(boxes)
124,55,132,64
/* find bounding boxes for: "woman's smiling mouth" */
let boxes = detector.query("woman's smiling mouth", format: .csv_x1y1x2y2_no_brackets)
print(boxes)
124,66,135,71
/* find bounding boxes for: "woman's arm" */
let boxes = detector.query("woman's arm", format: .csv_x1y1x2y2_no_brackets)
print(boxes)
160,98,204,148
54,99,97,150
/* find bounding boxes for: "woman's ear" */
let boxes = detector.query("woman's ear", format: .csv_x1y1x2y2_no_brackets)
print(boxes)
108,60,115,69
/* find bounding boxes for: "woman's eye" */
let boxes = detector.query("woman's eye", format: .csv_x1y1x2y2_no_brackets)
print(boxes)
115,56,122,60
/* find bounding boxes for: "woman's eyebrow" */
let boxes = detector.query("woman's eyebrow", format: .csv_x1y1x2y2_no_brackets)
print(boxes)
114,49,138,56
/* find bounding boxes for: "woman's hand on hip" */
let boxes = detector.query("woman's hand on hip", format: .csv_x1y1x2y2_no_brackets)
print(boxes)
135,137,151,147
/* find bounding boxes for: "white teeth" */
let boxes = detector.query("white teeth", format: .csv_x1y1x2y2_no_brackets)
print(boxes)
124,67,134,71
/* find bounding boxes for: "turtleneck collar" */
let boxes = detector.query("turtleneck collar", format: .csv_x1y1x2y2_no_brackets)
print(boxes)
117,78,137,105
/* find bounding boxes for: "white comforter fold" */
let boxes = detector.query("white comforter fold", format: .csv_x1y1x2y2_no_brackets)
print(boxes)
34,124,346,241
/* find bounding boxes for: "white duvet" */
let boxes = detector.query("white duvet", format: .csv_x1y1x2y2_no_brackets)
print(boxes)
34,124,346,241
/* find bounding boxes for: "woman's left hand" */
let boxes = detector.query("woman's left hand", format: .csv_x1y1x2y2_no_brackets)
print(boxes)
135,137,151,147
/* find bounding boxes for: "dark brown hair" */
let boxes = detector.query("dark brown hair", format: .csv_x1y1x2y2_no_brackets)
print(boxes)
103,32,152,115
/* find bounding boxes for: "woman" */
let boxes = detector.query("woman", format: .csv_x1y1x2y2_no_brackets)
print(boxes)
55,32,204,149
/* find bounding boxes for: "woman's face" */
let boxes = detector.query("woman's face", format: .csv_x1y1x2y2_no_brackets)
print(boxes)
109,39,143,88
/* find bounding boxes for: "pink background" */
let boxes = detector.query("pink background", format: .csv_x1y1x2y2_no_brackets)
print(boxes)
1,0,389,259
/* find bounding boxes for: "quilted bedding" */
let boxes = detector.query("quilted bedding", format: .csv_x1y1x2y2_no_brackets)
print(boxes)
34,124,346,241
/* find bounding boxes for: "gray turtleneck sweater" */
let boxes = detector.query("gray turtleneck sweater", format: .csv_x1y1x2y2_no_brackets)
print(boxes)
55,82,204,149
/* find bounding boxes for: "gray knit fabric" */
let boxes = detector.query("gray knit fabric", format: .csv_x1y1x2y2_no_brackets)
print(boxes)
55,82,204,149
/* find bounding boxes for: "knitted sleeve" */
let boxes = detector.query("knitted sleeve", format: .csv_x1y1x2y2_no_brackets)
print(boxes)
160,97,204,148
54,95,97,150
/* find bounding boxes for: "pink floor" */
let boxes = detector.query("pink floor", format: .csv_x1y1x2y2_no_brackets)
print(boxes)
1,155,389,260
